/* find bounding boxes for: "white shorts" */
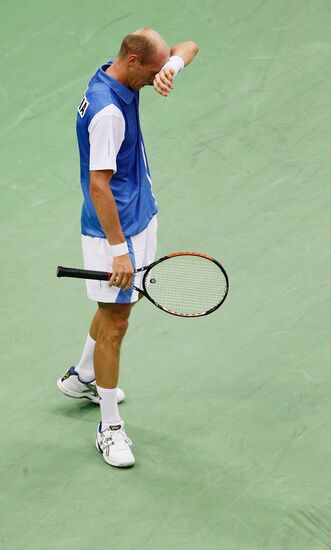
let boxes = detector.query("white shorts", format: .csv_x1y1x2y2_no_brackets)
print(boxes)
81,215,157,303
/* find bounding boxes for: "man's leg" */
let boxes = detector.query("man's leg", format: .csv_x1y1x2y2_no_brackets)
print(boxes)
94,302,131,390
76,295,142,384
94,302,135,467
57,305,125,403
73,310,100,382
89,294,142,343
89,309,100,340
73,310,99,382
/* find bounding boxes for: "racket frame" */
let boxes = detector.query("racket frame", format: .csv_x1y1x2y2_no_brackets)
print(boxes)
141,252,229,317
57,252,229,318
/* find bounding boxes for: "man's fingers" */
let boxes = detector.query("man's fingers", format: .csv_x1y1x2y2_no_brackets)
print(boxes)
154,72,173,91
122,273,134,291
163,68,175,83
159,73,173,88
109,254,134,289
164,67,175,79
119,273,130,290
153,68,176,97
154,78,169,93
109,271,124,287
109,271,134,290
108,272,119,286
153,81,172,97
163,71,174,87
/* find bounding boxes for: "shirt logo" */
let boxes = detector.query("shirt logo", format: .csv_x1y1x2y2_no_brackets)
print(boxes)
78,96,89,118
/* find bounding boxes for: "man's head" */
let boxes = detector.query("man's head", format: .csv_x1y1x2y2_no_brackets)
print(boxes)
117,28,170,90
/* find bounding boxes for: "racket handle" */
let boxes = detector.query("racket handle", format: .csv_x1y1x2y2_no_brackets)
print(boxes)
57,266,110,281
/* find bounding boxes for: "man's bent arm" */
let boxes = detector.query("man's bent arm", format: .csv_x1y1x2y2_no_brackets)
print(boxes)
153,40,199,96
170,41,199,67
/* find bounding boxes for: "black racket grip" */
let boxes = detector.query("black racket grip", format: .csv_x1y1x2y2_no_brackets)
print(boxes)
57,266,110,281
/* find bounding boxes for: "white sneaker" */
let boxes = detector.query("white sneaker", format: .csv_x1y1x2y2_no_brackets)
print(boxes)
96,421,135,468
57,367,125,404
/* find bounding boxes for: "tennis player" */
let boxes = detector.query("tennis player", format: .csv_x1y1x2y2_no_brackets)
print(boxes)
57,28,199,468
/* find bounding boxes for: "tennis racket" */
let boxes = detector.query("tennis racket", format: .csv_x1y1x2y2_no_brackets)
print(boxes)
57,252,229,318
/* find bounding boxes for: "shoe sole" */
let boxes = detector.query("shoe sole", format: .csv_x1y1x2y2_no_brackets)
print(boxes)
57,378,100,403
57,379,125,404
95,440,135,468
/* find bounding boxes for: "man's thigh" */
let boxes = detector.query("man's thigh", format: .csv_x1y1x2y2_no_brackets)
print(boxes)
97,301,133,322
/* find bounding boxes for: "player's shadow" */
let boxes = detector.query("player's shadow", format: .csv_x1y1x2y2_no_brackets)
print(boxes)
50,398,127,421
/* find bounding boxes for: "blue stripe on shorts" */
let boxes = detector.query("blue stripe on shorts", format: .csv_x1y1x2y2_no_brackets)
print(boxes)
115,237,136,304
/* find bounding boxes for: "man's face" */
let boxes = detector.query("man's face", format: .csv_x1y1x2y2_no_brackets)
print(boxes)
127,52,169,91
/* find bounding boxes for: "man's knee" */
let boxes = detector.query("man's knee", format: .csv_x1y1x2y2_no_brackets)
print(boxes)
101,316,128,333
97,303,131,342
112,317,129,337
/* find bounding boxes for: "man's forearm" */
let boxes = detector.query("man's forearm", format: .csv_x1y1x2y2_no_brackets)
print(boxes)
90,171,125,245
170,41,199,67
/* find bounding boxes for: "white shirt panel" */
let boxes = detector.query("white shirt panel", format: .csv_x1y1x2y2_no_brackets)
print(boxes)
88,104,125,172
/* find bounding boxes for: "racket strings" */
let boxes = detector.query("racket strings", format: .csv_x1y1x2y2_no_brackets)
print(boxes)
145,255,227,316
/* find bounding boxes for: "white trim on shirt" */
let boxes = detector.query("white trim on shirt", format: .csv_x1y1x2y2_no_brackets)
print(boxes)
88,104,125,172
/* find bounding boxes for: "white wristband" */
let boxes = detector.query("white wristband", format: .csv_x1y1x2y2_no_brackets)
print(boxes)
161,55,184,77
109,241,129,257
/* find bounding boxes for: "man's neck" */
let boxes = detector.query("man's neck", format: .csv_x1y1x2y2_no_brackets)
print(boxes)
106,59,129,88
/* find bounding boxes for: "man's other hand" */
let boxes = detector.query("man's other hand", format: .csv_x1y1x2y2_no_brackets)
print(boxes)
153,68,174,97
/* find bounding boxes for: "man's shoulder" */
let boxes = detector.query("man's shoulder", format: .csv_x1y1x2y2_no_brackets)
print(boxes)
86,84,119,113
78,86,123,129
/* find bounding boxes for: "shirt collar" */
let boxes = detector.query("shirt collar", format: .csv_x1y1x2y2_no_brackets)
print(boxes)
98,61,137,105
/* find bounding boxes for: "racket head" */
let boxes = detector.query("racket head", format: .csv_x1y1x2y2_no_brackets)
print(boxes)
141,252,229,318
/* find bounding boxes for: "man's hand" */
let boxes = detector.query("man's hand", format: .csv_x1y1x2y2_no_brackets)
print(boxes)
109,254,134,291
153,68,175,97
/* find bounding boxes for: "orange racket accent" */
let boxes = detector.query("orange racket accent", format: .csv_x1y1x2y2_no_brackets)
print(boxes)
167,252,215,261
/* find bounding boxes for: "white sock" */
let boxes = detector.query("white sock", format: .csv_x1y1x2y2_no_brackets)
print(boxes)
97,386,121,430
75,334,95,382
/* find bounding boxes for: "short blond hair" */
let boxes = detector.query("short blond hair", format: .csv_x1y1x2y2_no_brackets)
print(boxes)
118,28,168,65
118,33,156,65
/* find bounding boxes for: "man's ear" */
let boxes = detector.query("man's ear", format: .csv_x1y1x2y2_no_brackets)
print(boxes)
127,53,139,68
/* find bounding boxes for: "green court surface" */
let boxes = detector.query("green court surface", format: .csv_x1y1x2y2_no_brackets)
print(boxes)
1,1,330,548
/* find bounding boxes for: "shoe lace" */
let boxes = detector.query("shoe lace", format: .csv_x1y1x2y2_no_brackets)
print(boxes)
103,428,132,449
82,382,99,397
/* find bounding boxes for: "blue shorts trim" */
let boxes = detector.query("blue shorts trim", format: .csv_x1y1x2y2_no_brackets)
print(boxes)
115,237,136,304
